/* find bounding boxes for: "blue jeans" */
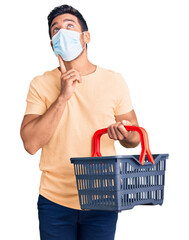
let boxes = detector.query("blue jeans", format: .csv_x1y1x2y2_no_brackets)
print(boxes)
37,194,119,240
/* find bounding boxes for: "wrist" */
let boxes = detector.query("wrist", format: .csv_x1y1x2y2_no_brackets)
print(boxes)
57,94,68,106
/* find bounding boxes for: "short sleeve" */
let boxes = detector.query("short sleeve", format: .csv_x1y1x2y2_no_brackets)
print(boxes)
24,78,47,115
114,73,133,116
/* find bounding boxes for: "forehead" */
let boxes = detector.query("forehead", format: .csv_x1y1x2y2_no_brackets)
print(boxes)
50,13,81,29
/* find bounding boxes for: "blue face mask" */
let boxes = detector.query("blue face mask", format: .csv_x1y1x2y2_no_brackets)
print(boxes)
52,28,86,62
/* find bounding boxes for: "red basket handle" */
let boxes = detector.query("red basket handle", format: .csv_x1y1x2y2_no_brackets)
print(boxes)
91,125,155,165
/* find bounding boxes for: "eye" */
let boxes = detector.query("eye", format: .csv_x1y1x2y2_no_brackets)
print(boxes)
53,27,59,34
67,24,74,29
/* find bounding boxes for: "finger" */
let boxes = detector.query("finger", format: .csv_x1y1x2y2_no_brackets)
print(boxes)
108,124,124,140
107,127,113,139
63,71,82,83
68,75,81,84
58,55,66,74
62,72,75,80
62,68,79,77
62,69,76,76
109,125,118,140
62,70,77,78
113,124,126,140
117,123,129,139
121,120,133,135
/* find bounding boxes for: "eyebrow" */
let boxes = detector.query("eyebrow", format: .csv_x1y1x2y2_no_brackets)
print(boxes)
50,19,76,29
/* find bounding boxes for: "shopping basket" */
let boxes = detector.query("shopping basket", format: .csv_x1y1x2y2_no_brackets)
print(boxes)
70,126,169,212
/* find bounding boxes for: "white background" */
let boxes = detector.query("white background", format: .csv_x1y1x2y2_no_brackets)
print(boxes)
0,0,189,239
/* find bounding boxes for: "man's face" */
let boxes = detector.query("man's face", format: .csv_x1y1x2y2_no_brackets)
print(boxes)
50,13,90,48
50,13,82,38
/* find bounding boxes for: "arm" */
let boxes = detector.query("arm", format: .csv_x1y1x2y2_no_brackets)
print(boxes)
20,55,82,155
20,95,67,155
107,109,140,148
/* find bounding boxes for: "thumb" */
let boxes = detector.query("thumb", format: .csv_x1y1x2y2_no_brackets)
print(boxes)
121,120,132,126
121,120,127,125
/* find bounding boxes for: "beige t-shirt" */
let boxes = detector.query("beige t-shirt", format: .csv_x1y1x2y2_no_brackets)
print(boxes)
24,65,133,210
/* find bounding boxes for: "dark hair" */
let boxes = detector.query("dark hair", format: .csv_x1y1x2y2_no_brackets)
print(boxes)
47,4,88,39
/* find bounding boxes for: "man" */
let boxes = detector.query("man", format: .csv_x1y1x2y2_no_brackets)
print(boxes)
20,4,140,240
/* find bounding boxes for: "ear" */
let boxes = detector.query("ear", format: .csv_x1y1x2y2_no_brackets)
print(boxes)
83,31,90,44
50,41,54,50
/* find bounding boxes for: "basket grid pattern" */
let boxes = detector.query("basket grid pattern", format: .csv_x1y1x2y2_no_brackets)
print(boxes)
79,189,164,208
71,155,168,212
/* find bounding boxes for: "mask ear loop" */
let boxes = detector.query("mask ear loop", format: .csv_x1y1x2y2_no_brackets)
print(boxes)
80,31,87,50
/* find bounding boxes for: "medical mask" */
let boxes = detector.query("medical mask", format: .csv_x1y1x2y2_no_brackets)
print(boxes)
52,28,86,61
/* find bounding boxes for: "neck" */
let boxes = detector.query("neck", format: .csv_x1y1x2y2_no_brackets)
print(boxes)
59,49,96,76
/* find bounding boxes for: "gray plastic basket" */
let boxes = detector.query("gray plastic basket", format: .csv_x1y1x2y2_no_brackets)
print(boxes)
70,126,169,212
